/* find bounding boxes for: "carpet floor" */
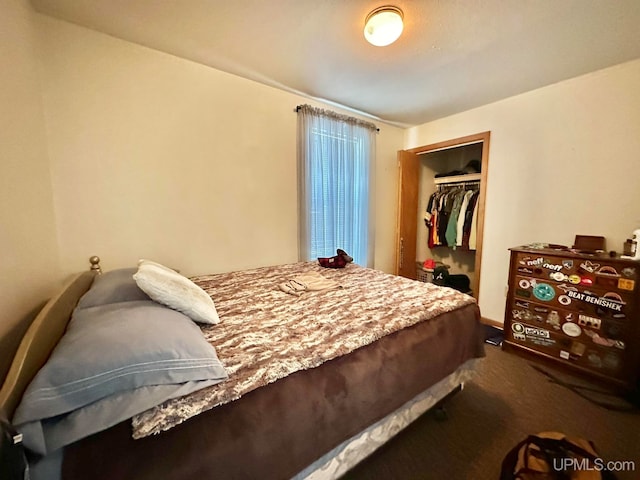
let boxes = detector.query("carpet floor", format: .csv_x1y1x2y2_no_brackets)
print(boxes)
342,341,640,480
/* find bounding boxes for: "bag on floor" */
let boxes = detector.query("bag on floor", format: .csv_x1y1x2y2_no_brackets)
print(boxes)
500,431,616,480
432,266,471,294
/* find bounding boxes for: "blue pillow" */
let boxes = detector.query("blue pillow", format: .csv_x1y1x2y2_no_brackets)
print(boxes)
13,300,228,454
76,268,150,309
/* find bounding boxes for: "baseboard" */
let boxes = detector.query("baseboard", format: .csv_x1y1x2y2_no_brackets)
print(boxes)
480,317,503,329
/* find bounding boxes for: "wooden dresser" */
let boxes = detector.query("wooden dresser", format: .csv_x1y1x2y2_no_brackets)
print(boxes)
503,245,640,391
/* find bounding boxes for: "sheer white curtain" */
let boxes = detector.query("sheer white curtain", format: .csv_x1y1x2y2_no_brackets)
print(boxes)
297,105,376,267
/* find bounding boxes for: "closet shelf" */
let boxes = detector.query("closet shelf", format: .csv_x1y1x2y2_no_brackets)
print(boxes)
433,173,481,185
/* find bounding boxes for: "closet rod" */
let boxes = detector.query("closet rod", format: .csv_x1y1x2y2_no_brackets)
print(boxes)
437,182,480,191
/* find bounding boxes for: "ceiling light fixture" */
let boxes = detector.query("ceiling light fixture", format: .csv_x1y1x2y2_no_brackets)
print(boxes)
364,6,404,47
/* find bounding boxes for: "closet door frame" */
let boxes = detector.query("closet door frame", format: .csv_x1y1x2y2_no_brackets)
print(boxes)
395,131,490,302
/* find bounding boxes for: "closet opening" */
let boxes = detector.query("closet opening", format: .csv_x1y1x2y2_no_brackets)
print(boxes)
395,132,490,303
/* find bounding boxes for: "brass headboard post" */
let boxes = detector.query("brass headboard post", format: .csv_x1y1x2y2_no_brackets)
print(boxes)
90,255,102,275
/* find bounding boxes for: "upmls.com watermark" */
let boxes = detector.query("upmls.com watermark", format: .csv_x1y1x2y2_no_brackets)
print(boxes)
553,457,636,473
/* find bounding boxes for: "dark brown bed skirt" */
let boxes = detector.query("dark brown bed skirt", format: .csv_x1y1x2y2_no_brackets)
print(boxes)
63,303,484,480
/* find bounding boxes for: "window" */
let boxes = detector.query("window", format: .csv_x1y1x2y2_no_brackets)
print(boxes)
297,105,376,267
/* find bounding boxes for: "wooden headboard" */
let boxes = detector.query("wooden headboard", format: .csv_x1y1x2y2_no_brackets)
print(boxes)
0,257,102,420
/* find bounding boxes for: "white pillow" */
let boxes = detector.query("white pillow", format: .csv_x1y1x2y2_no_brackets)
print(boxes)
133,263,220,325
138,258,179,273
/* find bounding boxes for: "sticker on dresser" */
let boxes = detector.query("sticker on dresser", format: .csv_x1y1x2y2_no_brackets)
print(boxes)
510,322,556,347
564,290,625,312
577,314,601,329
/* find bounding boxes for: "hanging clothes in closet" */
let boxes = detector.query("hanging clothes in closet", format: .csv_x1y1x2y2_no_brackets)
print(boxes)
424,183,479,250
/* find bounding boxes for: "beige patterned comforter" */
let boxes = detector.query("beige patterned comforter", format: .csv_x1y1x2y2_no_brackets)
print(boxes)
131,261,477,439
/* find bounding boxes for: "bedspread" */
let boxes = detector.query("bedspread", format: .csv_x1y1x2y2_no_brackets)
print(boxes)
132,261,476,438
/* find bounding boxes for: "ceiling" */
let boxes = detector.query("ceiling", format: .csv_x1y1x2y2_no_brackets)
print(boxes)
31,0,640,127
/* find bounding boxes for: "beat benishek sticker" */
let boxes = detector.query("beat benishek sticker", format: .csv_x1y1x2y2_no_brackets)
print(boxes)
565,290,625,312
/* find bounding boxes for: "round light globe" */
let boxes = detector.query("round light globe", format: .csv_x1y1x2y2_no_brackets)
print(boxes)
364,7,404,47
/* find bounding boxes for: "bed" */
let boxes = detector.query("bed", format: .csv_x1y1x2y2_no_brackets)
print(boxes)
0,257,484,480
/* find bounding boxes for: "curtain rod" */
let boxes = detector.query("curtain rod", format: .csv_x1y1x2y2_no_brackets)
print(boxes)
295,105,379,132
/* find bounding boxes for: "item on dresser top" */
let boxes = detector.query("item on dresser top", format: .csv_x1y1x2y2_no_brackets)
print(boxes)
572,235,606,254
621,229,640,260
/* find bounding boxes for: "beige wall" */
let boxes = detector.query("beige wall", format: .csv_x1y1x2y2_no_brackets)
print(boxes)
374,125,404,273
0,0,60,379
5,4,638,352
38,15,404,278
405,59,640,324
